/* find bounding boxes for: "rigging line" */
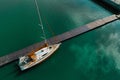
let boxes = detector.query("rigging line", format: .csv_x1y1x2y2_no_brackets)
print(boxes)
42,16,59,44
34,0,47,44
42,15,55,36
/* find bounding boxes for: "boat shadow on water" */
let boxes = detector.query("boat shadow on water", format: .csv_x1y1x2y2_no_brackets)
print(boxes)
15,56,55,75
14,42,76,77
0,59,50,78
15,47,62,75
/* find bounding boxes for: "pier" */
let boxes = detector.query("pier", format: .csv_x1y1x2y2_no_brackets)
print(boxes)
0,14,120,67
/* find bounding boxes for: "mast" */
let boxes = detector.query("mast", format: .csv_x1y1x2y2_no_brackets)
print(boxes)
34,0,48,45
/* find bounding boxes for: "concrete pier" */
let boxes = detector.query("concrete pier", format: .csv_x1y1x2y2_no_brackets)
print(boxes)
0,14,119,67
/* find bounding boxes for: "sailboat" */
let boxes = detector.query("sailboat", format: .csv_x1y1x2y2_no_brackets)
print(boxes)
18,0,61,71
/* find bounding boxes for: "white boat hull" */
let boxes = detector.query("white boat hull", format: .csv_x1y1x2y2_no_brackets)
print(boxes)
19,43,61,70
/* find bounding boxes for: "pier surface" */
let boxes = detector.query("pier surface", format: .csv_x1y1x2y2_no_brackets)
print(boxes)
0,14,119,67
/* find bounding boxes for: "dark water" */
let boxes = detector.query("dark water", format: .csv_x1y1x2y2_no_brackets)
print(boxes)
1,0,120,80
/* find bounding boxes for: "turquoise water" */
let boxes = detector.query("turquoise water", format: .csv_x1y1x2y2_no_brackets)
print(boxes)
1,0,120,80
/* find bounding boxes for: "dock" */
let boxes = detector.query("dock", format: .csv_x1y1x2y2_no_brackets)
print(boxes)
0,14,120,67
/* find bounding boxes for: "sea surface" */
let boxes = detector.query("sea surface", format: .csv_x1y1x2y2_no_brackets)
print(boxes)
0,0,120,80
